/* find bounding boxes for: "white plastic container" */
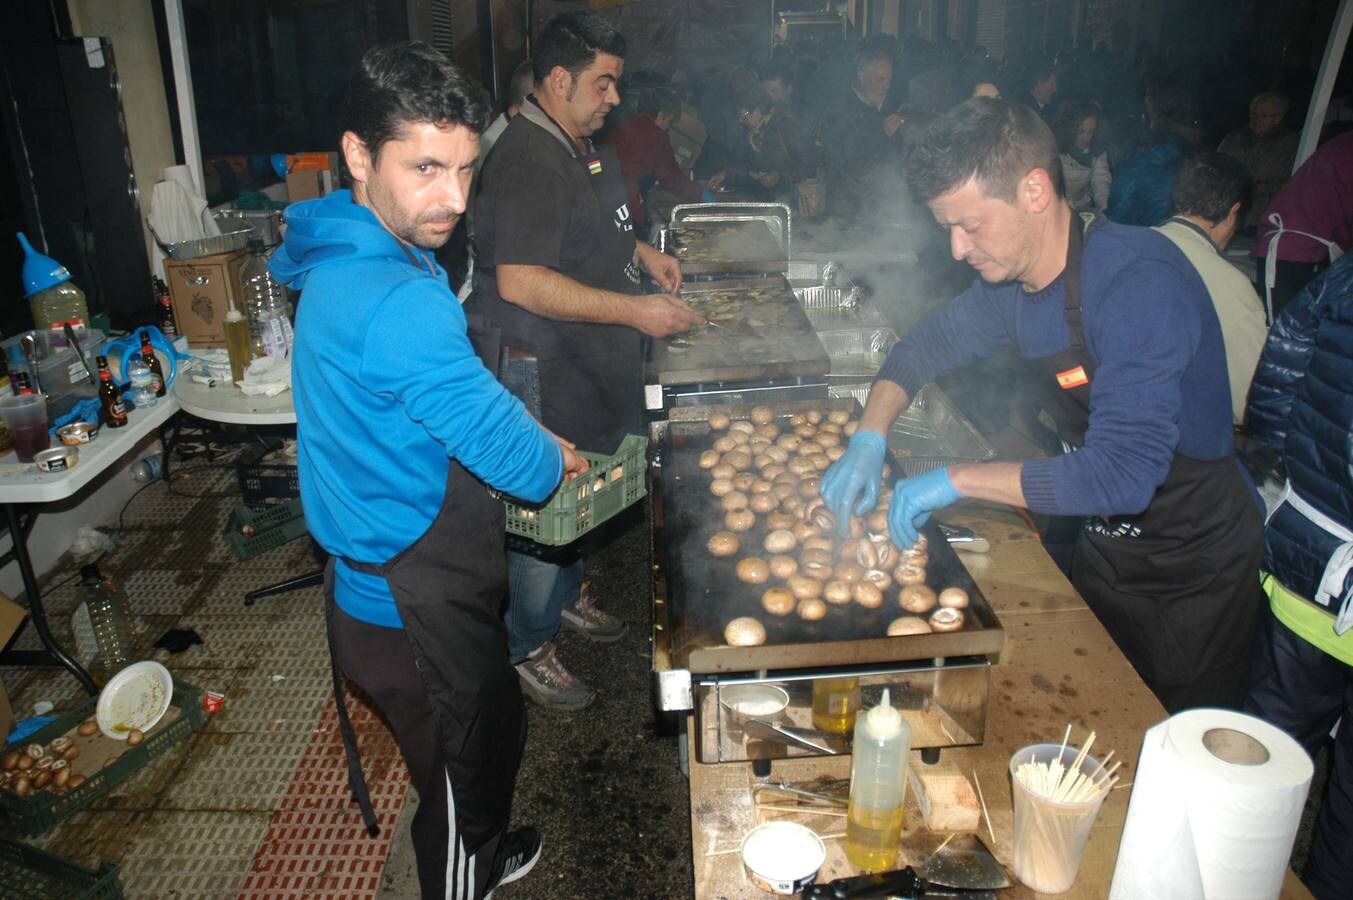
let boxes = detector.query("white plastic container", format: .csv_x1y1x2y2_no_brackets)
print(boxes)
845,688,912,872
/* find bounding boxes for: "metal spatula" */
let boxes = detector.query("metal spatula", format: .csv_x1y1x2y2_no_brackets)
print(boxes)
917,834,1011,890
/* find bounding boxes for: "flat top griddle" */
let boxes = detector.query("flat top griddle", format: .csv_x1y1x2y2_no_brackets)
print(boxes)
673,220,786,275
646,277,830,386
652,399,1004,674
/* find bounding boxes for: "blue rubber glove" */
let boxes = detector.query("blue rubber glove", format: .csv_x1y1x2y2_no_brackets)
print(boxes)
819,430,888,536
700,189,718,203
888,468,961,548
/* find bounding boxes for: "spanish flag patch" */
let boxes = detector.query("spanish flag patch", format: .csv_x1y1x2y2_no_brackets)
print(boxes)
1056,365,1089,389
588,159,603,175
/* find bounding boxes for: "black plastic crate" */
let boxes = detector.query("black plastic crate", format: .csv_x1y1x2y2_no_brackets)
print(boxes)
236,444,300,510
0,837,122,899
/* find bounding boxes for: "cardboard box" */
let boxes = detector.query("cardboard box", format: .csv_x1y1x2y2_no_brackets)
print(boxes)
0,593,28,740
163,249,251,349
285,152,339,201
667,105,707,174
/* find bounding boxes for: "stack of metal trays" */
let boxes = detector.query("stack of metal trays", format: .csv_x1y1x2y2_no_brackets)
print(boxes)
827,383,996,477
790,261,898,385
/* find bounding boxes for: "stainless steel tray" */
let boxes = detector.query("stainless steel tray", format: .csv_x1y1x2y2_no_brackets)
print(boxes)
671,202,791,262
827,383,996,476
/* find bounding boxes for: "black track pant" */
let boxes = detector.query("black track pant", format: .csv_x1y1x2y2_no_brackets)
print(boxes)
330,603,503,899
1246,606,1353,900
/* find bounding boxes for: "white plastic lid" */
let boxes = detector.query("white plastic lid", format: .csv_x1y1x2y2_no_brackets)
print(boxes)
862,688,904,740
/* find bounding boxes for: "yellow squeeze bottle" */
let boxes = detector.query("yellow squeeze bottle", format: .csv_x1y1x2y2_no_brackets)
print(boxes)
845,688,911,872
224,301,251,385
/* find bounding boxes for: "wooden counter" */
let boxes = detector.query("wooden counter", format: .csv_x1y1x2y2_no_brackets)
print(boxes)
687,504,1313,899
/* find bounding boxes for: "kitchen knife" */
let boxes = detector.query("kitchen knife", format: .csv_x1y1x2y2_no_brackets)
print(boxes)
803,867,995,899
63,323,96,386
937,523,989,553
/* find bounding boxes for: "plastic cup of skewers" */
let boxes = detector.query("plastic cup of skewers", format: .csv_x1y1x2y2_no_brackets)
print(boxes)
1007,742,1113,893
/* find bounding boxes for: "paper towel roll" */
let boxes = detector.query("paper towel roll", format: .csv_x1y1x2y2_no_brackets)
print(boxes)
1109,709,1312,900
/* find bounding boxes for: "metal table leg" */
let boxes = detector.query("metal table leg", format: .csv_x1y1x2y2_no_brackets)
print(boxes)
244,570,322,606
0,504,98,694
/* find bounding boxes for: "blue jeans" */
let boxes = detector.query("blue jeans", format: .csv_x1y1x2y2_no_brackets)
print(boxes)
506,552,583,663
500,355,582,663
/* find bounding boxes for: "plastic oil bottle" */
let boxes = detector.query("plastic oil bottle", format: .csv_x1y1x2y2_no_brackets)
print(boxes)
16,232,90,341
845,688,912,872
224,298,251,384
240,241,294,359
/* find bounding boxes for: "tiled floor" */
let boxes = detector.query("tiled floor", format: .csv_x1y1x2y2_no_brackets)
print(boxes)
1,463,696,898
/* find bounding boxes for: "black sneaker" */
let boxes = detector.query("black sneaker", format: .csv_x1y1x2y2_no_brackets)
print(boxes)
485,827,542,898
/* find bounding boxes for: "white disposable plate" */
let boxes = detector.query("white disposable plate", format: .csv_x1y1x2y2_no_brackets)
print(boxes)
95,660,173,740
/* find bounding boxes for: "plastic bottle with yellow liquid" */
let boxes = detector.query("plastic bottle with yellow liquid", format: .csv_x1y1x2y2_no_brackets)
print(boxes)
845,688,912,872
223,300,251,385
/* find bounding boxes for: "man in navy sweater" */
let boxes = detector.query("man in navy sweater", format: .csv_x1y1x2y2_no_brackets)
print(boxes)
821,98,1263,712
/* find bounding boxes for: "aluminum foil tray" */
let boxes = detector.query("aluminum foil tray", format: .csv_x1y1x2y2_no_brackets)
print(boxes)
149,219,252,260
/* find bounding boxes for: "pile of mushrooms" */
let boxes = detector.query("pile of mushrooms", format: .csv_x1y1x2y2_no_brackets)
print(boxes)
696,406,971,647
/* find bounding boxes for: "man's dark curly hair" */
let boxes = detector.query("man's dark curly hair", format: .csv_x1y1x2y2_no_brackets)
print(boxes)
906,97,1063,203
532,12,626,86
340,42,489,164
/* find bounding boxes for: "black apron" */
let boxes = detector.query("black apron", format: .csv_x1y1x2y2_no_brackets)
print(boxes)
325,311,525,854
1024,213,1263,712
475,104,644,453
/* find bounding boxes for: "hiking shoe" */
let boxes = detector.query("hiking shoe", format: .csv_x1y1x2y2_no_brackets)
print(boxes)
485,826,543,898
559,583,627,642
515,641,594,711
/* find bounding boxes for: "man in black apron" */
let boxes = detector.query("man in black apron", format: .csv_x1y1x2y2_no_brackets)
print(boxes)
469,12,701,709
273,44,588,899
821,98,1263,713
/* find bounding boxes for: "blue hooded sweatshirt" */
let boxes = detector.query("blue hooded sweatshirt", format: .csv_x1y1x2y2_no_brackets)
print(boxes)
271,190,562,628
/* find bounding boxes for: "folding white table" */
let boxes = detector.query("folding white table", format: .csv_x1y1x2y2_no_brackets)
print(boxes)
0,397,180,693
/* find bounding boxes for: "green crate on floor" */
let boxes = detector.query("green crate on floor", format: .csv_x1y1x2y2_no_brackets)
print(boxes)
225,498,308,560
0,678,207,838
504,434,648,546
0,837,122,899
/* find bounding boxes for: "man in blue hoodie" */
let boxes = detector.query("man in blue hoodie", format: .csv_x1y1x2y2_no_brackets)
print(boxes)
271,43,586,900
821,98,1263,712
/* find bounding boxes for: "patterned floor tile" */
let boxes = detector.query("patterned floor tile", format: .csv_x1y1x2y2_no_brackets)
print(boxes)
122,568,197,616
240,696,410,900
158,731,311,812
149,614,270,670
113,809,272,899
205,663,332,736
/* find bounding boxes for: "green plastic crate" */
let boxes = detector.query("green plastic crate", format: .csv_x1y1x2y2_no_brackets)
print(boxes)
0,837,122,899
0,678,207,838
225,498,309,560
504,435,648,546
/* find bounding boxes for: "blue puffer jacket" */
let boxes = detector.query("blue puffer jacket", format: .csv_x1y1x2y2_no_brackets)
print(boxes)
1247,253,1353,600
1106,140,1184,227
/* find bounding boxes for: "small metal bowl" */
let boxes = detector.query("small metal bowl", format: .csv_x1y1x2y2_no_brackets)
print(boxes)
34,446,78,473
57,422,99,445
720,684,790,725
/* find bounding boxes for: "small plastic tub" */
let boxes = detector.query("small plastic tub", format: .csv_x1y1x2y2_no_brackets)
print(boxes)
741,821,826,894
96,661,174,740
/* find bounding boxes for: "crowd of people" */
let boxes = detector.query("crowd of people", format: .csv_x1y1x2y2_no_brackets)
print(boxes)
267,13,1353,898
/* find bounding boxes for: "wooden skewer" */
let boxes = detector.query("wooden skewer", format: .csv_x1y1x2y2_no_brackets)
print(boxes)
972,769,996,845
933,832,957,856
755,804,848,817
